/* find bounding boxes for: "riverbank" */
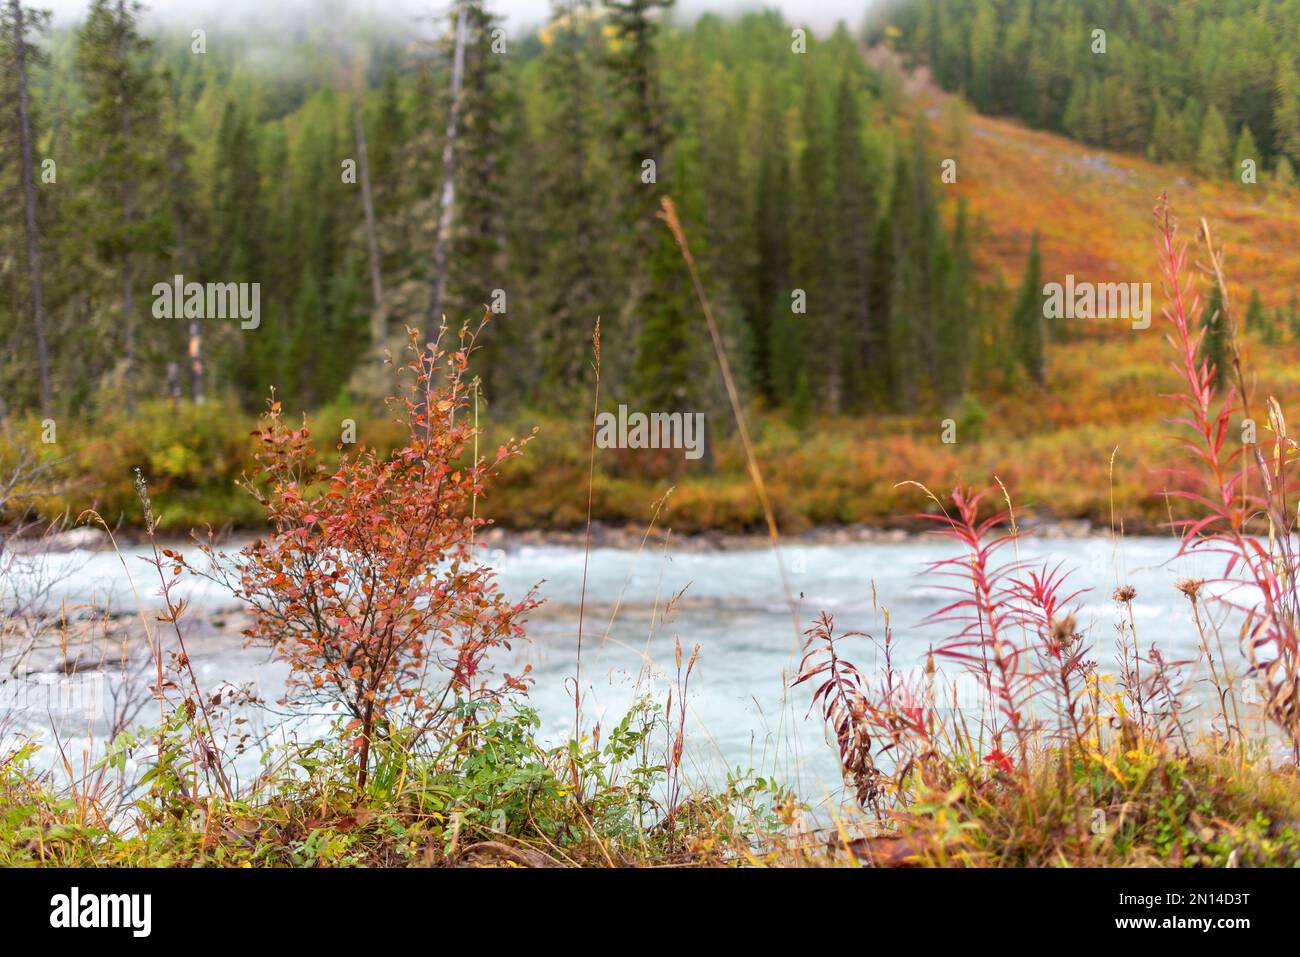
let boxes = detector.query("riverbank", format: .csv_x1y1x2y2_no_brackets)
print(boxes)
8,339,1292,542
13,514,1113,555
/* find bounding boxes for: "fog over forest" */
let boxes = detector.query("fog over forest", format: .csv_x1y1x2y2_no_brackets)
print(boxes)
40,0,875,35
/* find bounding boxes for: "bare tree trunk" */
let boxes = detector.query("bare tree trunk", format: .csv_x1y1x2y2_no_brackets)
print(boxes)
165,359,180,406
180,219,203,405
354,98,385,352
425,0,469,344
188,318,203,403
117,0,136,409
166,115,202,404
11,0,52,417
357,700,374,793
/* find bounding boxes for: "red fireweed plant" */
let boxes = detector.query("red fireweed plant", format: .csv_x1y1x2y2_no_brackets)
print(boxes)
195,322,538,792
797,486,1094,810
799,197,1300,822
919,487,1086,769
795,612,882,812
796,605,939,813
1155,195,1300,751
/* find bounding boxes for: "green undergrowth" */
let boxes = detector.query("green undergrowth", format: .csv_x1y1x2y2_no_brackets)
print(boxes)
0,700,796,868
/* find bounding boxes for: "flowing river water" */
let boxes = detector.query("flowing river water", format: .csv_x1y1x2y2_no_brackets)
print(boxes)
0,534,1245,807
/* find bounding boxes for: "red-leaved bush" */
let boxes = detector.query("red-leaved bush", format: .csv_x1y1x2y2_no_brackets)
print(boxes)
800,196,1300,818
203,325,537,790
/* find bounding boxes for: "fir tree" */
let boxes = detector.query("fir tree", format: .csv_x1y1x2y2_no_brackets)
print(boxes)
1009,234,1045,385
1175,98,1204,164
1,0,53,414
1276,55,1300,166
605,0,674,394
1149,94,1177,162
1196,105,1231,178
1201,282,1229,395
1276,154,1296,191
1234,124,1260,183
788,77,828,409
1246,288,1271,343
528,0,612,407
745,76,792,402
74,0,164,405
829,66,879,410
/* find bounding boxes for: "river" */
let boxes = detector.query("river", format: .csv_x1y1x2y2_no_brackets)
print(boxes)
0,534,1241,806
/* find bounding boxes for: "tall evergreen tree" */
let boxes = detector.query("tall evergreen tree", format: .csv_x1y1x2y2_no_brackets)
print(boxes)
1234,124,1260,182
1276,55,1300,166
1,0,52,414
74,0,164,406
884,148,922,407
1176,98,1204,164
528,0,612,407
161,79,202,403
787,77,828,410
605,0,676,400
1246,287,1272,343
745,75,791,402
933,198,973,397
1149,94,1177,162
1196,105,1232,178
1276,154,1297,190
829,67,880,410
1009,234,1045,385
1201,282,1229,394
207,99,265,398
604,0,670,255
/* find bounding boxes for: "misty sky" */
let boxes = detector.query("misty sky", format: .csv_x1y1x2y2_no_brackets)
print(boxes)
42,0,876,36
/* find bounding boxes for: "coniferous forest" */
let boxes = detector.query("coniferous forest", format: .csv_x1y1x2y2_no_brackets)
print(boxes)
0,1,978,425
883,0,1300,180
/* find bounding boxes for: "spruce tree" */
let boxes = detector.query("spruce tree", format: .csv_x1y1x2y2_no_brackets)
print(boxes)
208,100,267,401
161,79,203,402
604,0,672,246
1,0,52,414
605,0,674,397
1276,155,1296,191
448,0,519,402
1246,288,1271,343
830,67,879,410
450,0,510,321
369,69,405,217
884,148,922,407
746,79,792,402
1201,283,1229,395
1149,94,1177,162
1234,124,1260,183
528,0,612,408
933,199,973,398
788,78,828,410
1276,55,1300,167
1176,98,1204,163
1196,105,1231,178
1009,235,1045,385
74,0,164,405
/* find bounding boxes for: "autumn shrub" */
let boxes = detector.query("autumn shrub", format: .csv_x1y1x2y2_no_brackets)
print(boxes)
1,321,799,868
8,396,262,530
195,325,539,791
